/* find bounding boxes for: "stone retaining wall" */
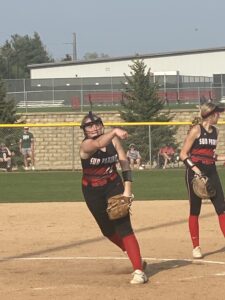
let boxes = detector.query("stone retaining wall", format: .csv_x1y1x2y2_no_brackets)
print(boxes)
19,109,225,170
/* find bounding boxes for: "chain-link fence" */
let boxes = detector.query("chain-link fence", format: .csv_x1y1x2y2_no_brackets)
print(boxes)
3,76,225,112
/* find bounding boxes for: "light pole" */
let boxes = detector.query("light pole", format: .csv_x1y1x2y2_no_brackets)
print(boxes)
64,32,77,61
72,32,77,61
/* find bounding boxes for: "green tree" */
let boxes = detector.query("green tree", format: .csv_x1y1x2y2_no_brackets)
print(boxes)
0,41,14,78
0,78,23,167
120,59,178,164
0,78,18,124
0,32,53,78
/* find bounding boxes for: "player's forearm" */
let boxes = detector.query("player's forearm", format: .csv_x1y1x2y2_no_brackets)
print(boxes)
81,129,116,153
123,181,132,197
95,129,117,148
120,159,131,171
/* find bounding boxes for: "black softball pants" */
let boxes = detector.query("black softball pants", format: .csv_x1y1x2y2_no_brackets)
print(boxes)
185,164,225,216
82,176,134,238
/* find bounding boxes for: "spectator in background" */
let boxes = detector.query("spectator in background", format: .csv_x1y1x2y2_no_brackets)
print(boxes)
158,145,175,169
19,127,35,171
127,144,142,170
0,143,12,171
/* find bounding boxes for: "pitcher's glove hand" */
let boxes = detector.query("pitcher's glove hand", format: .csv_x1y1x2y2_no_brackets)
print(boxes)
106,194,134,220
192,174,216,199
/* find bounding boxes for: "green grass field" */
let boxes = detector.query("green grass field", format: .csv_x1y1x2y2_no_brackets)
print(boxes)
1,168,225,203
16,103,198,114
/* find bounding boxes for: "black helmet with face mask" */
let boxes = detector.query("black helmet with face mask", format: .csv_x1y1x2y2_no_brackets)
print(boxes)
80,111,104,138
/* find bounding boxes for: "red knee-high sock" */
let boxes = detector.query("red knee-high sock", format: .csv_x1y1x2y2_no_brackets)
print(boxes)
108,233,126,251
122,234,142,271
189,215,199,248
218,213,225,237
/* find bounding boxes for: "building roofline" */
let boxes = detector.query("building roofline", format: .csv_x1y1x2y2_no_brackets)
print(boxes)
28,46,225,69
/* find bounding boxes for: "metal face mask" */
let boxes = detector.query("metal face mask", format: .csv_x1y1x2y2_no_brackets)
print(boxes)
80,111,104,138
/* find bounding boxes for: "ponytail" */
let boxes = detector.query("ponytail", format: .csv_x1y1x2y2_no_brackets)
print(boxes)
187,116,202,134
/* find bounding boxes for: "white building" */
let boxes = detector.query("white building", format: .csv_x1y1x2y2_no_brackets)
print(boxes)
28,46,225,79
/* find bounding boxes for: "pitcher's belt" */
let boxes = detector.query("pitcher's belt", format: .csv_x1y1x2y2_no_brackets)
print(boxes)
82,173,117,187
191,155,215,165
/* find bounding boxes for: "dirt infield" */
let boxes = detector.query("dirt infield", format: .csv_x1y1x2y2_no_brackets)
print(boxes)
0,200,225,300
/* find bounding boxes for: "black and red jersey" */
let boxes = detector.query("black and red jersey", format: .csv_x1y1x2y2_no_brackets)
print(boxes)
190,125,217,165
81,141,119,187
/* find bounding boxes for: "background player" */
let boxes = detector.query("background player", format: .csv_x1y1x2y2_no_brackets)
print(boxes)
180,103,225,259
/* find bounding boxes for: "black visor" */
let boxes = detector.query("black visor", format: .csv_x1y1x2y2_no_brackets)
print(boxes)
80,118,103,129
80,111,103,129
201,106,225,119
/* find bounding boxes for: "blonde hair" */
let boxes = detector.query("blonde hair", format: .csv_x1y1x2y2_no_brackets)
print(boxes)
191,116,202,126
200,102,217,119
187,116,202,134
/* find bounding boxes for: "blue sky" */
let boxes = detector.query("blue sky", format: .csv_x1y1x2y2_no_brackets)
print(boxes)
1,0,225,60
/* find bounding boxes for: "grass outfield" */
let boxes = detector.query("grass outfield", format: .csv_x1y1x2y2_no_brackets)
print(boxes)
1,168,225,203
16,103,198,113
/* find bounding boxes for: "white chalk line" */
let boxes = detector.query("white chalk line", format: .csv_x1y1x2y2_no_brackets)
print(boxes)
1,256,225,291
1,255,225,266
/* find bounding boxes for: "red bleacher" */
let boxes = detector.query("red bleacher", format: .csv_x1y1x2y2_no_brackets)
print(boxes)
71,92,123,109
71,89,216,109
71,96,80,110
158,90,215,103
84,92,123,104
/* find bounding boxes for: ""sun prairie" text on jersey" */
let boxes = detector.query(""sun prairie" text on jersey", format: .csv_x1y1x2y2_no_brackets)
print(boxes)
199,138,217,145
90,154,118,165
